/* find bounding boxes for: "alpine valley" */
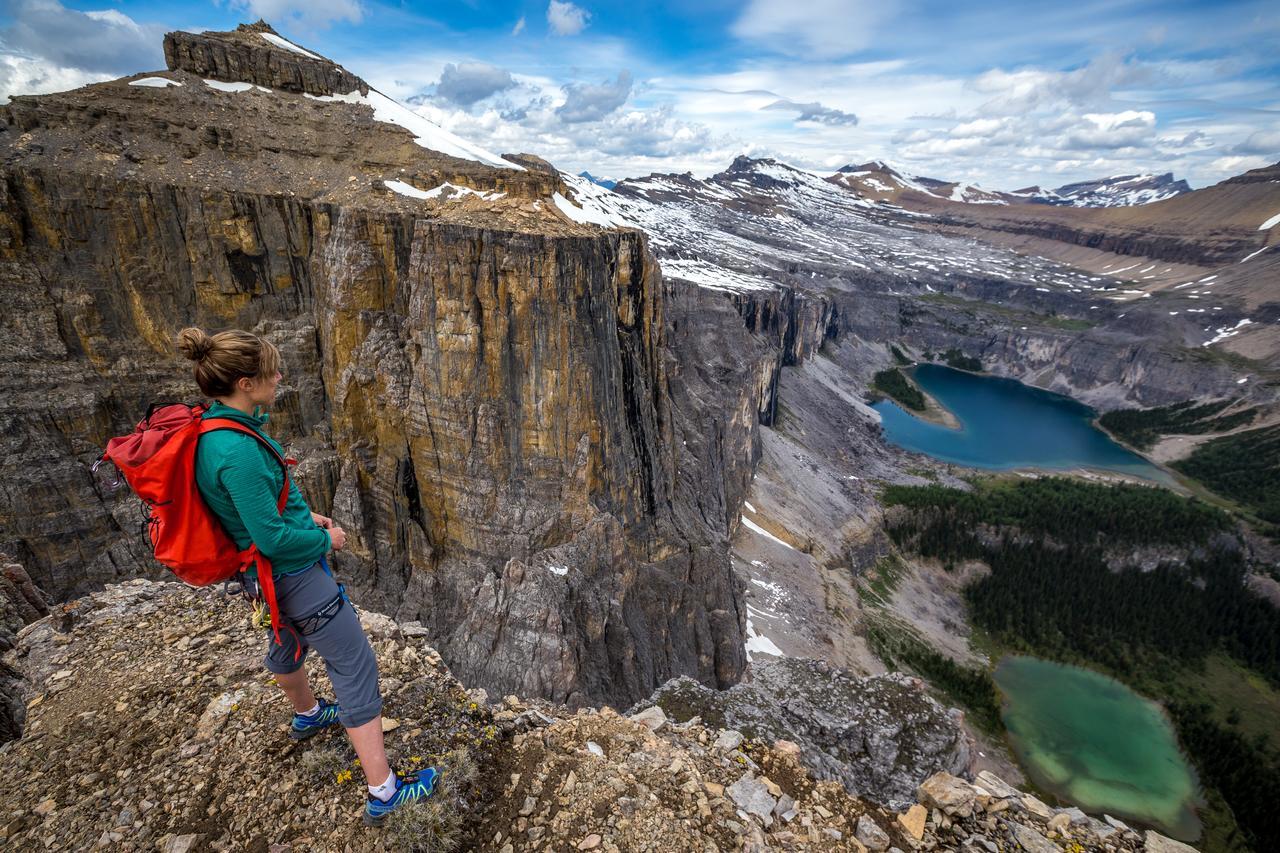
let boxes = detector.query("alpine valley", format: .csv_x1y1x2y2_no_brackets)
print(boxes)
1,20,1278,853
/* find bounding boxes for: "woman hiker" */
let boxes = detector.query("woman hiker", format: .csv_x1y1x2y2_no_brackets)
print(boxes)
177,327,437,825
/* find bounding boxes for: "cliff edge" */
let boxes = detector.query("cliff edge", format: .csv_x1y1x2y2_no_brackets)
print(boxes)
0,579,1194,852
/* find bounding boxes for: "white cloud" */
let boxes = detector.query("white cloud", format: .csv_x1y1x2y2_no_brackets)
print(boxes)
1208,154,1272,175
970,52,1148,115
732,0,897,59
512,16,526,36
547,1,590,37
761,99,859,126
556,71,632,122
434,62,517,106
0,0,163,74
0,53,112,103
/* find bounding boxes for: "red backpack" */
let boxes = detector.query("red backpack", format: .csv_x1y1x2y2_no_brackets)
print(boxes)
97,402,292,645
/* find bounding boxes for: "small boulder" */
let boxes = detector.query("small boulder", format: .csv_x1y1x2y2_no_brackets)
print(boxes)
194,690,244,740
358,610,401,640
773,739,801,759
161,835,206,853
974,770,1021,800
1021,794,1054,819
1010,822,1057,853
629,705,667,732
714,729,745,751
897,804,926,841
856,814,891,852
727,775,777,827
918,771,977,817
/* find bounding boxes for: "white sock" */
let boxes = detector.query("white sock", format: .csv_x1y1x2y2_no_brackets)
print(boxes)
298,701,320,717
369,769,398,802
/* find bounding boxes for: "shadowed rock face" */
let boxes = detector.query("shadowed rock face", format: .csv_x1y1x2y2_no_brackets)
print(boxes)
0,25,748,709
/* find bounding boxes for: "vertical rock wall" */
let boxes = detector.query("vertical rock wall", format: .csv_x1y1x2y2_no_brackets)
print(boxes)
0,167,746,708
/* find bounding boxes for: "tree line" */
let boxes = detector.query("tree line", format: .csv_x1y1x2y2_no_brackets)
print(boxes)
882,477,1280,850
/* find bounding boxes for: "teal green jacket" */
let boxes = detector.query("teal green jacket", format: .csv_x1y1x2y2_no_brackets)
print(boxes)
194,401,330,578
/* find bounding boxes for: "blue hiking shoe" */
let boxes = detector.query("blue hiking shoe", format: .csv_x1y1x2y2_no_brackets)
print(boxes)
363,767,441,826
289,698,341,740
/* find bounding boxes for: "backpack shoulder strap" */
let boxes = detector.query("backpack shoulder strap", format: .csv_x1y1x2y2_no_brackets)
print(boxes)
197,417,302,652
198,418,294,513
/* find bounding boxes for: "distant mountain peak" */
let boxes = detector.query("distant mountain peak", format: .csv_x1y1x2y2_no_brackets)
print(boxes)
578,171,617,190
1049,172,1190,207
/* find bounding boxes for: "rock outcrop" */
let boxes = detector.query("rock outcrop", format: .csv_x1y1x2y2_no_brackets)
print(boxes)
640,659,973,811
0,24,746,710
0,556,48,742
163,21,368,97
0,579,1193,852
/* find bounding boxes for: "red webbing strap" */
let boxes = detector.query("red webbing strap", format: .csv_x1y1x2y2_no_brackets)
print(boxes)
199,418,298,649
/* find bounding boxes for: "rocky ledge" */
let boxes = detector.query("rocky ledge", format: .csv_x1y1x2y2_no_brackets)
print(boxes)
0,579,1195,852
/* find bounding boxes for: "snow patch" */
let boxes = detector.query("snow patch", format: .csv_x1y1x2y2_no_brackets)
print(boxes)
1240,245,1272,263
305,89,518,170
749,578,786,598
547,564,569,577
663,259,777,293
744,615,785,660
740,515,797,551
743,500,757,513
130,77,181,88
1259,212,1280,231
260,32,323,60
204,79,270,93
386,179,504,202
1203,319,1254,346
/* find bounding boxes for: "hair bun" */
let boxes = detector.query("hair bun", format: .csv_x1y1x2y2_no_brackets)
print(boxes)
176,327,214,361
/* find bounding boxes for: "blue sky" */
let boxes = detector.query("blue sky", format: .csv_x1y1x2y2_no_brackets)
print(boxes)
1,0,1277,188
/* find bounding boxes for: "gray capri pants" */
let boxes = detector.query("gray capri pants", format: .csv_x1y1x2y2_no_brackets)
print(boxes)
256,560,383,729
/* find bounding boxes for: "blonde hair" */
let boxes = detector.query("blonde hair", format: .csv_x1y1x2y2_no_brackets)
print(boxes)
176,328,282,398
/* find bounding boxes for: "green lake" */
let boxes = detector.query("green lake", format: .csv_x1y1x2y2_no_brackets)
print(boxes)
994,656,1202,841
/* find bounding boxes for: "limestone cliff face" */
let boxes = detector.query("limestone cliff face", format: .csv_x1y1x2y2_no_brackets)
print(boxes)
0,26,746,709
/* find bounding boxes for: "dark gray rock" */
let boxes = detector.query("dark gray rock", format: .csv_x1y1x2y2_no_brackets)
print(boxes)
643,658,974,809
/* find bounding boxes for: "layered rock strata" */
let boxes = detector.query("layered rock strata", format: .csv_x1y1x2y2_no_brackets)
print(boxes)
0,25,745,709
163,21,367,98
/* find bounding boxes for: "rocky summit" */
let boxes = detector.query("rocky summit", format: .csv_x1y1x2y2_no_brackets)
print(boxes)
0,578,1196,853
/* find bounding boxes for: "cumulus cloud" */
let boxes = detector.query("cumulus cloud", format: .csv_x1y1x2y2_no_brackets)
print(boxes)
407,94,725,177
434,62,517,106
230,0,364,29
547,1,590,37
732,0,897,59
556,70,632,123
0,52,111,102
1064,110,1156,150
0,0,163,74
970,52,1148,115
762,98,858,126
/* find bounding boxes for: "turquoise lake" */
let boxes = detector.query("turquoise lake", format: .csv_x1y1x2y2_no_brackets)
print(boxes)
871,364,1170,482
995,656,1202,841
